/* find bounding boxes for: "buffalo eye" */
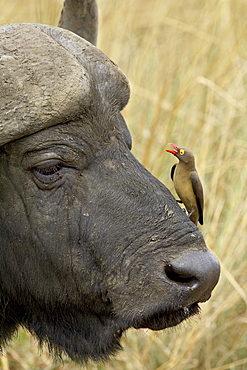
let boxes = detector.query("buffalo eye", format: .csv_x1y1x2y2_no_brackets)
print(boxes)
35,164,63,176
31,162,68,186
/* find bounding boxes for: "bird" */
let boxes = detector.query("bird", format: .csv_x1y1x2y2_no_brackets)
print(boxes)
165,143,204,225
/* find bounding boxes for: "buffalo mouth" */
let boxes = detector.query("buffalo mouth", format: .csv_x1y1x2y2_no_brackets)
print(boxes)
133,302,200,331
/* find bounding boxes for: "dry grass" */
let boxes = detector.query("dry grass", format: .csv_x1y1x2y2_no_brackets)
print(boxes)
1,0,247,369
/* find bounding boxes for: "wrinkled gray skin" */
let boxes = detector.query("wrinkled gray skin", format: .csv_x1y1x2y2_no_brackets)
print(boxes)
0,0,220,364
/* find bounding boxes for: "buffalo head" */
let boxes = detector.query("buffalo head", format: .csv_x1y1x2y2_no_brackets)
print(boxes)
0,21,220,363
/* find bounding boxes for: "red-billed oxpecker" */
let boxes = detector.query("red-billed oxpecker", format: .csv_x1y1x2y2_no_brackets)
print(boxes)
166,143,204,226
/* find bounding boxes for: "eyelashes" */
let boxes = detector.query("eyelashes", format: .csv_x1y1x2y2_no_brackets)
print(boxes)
34,164,63,176
31,163,67,186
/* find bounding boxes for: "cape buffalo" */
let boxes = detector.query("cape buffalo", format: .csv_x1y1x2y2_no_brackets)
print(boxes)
0,0,220,363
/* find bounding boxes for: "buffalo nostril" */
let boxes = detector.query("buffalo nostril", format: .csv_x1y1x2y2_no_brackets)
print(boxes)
164,250,220,303
165,264,198,288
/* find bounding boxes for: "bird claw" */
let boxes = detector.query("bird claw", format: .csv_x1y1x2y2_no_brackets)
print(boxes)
188,209,195,217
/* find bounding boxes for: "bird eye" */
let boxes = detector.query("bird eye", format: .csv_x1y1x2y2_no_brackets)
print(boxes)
180,149,185,155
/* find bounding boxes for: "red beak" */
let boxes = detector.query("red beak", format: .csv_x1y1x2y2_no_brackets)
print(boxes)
165,143,179,155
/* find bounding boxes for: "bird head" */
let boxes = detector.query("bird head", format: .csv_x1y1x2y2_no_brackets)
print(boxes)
166,143,195,165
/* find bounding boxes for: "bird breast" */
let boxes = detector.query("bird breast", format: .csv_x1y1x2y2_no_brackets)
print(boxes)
173,166,197,213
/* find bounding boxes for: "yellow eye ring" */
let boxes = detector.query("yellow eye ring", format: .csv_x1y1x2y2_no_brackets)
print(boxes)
179,149,185,155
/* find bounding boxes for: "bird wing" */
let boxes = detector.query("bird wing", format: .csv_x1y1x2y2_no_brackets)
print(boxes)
190,172,204,225
170,163,177,181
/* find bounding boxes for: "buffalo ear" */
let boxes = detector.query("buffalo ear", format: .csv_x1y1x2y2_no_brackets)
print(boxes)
58,0,98,45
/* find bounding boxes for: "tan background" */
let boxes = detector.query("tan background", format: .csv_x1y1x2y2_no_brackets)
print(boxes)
0,0,246,369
